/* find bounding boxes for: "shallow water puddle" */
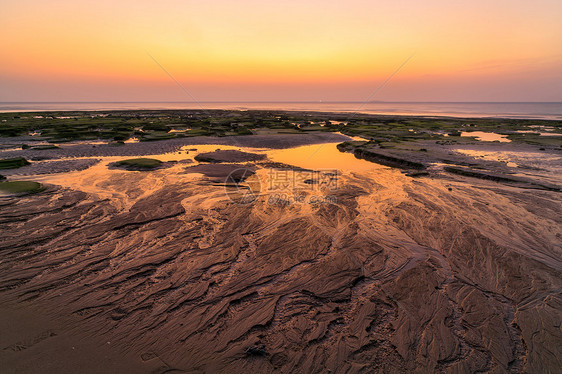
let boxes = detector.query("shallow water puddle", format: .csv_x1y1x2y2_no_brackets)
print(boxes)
515,130,562,137
266,143,384,172
461,131,511,142
454,149,562,181
454,149,519,167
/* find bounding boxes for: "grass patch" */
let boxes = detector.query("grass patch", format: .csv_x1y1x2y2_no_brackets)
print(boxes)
0,157,30,169
116,158,163,169
0,181,44,194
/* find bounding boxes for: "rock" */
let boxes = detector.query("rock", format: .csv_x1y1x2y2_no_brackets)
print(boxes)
353,149,426,170
0,157,30,170
183,164,256,182
405,171,430,178
444,166,560,191
194,150,266,163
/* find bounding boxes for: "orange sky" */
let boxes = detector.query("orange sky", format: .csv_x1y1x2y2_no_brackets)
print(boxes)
1,0,561,101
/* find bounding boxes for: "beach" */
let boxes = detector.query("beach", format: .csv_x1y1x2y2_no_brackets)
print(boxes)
0,110,561,373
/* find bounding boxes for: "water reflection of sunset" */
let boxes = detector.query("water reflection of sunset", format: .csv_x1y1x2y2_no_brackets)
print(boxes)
267,143,385,172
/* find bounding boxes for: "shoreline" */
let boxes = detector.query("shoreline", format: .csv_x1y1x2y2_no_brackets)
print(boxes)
2,108,562,122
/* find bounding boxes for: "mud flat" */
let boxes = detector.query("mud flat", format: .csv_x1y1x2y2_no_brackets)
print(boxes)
0,114,561,373
0,159,101,176
0,133,350,162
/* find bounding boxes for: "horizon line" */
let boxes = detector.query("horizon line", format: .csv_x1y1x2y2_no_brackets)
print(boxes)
1,101,562,104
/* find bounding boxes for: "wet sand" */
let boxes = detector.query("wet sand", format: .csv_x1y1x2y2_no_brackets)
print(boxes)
0,133,351,162
0,135,561,373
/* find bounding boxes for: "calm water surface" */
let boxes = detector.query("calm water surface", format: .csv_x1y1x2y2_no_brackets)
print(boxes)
1,102,561,120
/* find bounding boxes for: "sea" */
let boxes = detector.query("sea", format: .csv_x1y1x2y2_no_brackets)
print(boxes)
1,102,561,120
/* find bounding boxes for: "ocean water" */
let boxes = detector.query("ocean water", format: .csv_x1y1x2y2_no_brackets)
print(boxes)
1,101,561,120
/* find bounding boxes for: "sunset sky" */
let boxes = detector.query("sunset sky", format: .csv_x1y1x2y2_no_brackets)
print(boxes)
1,0,561,102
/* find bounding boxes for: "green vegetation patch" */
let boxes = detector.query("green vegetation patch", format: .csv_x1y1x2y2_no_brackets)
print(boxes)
506,133,562,146
140,132,177,141
0,181,44,195
183,129,213,137
1,110,560,148
116,158,163,170
0,157,31,169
